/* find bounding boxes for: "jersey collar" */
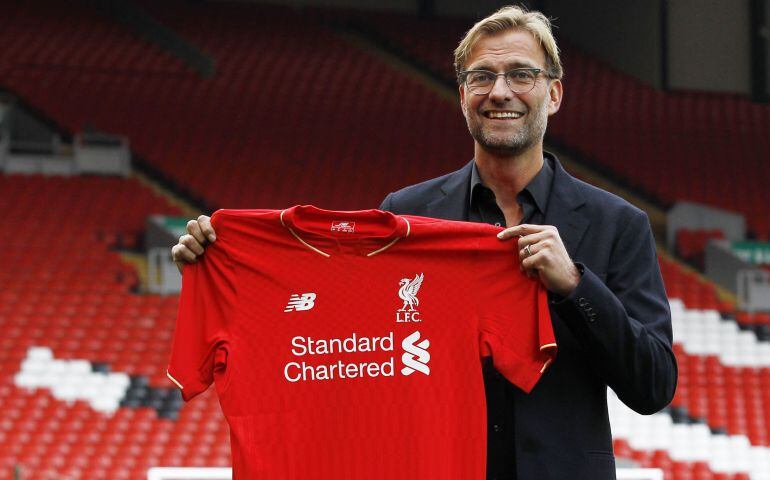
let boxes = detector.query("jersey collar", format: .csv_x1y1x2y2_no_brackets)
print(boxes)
280,205,410,257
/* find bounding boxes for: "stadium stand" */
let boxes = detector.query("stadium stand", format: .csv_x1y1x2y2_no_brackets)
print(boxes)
612,298,770,480
0,1,185,75
1,2,768,479
0,0,473,213
0,175,232,479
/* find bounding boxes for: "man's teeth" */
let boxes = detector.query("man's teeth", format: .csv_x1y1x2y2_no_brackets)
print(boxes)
487,111,523,119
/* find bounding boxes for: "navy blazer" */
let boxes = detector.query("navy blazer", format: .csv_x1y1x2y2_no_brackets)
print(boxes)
379,154,677,480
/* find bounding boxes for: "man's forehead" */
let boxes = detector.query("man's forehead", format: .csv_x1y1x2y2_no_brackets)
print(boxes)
466,29,546,69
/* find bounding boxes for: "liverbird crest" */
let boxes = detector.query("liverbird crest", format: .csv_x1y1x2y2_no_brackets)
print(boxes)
398,273,424,312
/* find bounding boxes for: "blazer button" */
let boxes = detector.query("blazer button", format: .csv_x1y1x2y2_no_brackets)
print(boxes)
578,297,588,308
492,424,503,432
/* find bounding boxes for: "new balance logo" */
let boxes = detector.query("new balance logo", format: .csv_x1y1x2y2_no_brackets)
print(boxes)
284,293,317,312
401,331,430,376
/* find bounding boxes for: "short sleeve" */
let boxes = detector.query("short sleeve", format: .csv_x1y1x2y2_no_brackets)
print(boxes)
476,237,556,393
167,215,236,401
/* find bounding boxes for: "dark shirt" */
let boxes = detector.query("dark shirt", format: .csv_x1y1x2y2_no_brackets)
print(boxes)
468,157,554,480
468,157,552,226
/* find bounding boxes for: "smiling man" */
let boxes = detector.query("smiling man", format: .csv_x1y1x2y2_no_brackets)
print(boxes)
378,6,677,480
172,5,677,480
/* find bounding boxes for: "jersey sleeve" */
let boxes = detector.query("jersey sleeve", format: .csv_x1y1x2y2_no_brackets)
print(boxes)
476,237,556,394
167,213,236,401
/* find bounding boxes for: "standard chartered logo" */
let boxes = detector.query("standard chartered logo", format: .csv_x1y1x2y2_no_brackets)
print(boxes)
400,331,430,376
283,330,432,383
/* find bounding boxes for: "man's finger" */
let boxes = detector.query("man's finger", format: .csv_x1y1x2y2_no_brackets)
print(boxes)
520,246,541,267
179,234,205,256
172,244,198,264
520,249,545,271
198,215,216,243
171,244,183,263
520,242,538,260
517,230,551,250
187,219,208,246
497,224,549,240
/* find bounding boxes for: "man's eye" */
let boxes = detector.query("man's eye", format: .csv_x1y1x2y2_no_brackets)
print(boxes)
509,70,533,81
469,72,493,83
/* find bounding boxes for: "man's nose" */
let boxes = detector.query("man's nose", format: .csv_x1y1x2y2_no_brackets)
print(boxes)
488,74,512,102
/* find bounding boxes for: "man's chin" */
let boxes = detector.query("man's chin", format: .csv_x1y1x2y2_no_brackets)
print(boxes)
477,137,533,157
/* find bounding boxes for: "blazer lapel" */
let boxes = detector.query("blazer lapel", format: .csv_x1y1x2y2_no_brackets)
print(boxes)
543,155,590,258
423,160,474,221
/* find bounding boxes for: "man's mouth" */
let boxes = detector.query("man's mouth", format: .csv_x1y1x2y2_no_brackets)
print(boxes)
484,111,524,119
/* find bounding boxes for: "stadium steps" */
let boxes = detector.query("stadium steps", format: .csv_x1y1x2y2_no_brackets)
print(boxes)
117,170,200,293
329,26,457,104
659,250,737,310
118,252,149,293
80,0,215,77
132,170,200,220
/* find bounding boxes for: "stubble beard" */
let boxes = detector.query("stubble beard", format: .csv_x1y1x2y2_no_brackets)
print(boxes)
467,100,549,157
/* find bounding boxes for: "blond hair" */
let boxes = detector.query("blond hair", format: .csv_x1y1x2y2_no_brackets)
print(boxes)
454,5,563,80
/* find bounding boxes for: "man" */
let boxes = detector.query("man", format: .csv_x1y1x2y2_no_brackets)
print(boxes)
172,6,677,480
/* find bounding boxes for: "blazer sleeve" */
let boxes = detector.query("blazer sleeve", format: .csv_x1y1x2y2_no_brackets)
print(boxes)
552,209,677,414
379,193,394,212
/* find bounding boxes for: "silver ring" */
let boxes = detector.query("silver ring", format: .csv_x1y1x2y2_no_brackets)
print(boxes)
525,245,532,257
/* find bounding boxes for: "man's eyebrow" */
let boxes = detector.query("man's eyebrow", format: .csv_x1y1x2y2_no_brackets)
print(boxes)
467,60,538,71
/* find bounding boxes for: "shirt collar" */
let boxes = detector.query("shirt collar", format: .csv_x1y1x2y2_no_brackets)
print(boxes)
280,205,410,258
469,155,554,216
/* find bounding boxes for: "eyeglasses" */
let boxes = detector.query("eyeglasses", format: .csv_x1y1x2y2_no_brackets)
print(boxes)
458,68,548,95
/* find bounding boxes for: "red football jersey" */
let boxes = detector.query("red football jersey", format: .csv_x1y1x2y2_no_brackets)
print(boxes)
167,205,556,480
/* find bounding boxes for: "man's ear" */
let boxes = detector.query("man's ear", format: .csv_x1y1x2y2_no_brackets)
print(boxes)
547,78,563,116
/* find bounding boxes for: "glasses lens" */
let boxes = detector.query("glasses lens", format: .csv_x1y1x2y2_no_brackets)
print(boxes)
466,71,494,93
506,69,536,92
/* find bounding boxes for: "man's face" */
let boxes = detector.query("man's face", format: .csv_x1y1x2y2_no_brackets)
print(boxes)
459,29,563,157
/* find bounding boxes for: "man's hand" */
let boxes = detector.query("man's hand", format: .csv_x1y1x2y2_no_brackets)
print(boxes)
171,215,216,274
497,224,580,297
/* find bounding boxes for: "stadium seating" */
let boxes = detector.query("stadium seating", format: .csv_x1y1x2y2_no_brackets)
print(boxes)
339,11,467,80
0,1,184,74
612,299,770,480
659,257,733,312
0,0,473,213
660,256,770,338
0,174,232,479
737,312,770,328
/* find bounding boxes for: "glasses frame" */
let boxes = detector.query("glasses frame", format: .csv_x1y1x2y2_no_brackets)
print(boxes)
458,67,548,95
